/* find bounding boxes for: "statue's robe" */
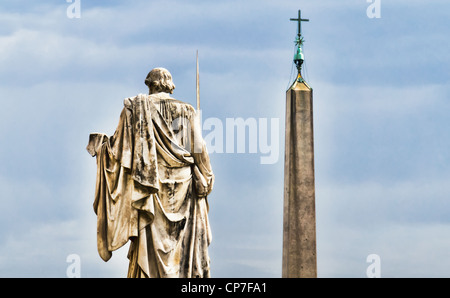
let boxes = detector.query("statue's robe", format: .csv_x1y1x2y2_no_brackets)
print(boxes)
86,92,214,278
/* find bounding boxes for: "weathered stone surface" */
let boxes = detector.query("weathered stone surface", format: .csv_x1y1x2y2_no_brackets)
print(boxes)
282,80,317,278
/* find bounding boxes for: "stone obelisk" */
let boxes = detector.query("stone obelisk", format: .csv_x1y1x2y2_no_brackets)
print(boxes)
282,10,317,278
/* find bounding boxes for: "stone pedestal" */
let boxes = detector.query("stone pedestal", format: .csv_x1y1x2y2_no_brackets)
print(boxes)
282,79,317,278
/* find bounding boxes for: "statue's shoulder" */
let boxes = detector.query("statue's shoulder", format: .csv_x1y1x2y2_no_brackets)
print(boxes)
123,95,136,109
172,100,197,119
151,93,196,113
123,94,148,109
171,99,196,112
123,94,196,115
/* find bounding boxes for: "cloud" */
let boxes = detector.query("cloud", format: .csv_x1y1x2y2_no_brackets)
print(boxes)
313,81,450,184
317,175,450,229
0,217,85,277
0,214,130,277
317,221,450,277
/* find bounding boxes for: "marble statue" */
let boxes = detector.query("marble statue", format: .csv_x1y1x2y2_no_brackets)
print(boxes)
86,67,215,278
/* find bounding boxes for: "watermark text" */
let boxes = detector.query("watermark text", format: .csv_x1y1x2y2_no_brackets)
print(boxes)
366,0,381,19
366,253,381,278
172,113,280,165
66,0,81,19
66,254,81,278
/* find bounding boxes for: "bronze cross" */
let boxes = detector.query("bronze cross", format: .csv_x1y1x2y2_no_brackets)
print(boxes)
290,10,309,38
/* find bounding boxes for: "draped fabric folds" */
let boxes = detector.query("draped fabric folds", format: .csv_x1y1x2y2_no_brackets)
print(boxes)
87,93,214,278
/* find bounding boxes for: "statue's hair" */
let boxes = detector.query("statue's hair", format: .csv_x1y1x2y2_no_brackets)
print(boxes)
145,67,176,94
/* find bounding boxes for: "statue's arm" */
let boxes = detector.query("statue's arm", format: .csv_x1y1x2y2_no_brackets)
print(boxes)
190,109,214,198
86,133,108,157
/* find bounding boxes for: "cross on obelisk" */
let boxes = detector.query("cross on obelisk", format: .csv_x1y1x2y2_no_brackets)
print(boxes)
282,9,317,278
290,9,309,40
290,9,309,79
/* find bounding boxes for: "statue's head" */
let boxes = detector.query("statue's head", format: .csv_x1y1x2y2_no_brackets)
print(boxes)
145,67,176,94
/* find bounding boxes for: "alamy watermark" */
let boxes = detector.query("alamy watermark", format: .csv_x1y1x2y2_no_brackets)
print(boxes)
173,112,280,165
366,0,381,19
202,116,280,165
66,254,81,278
366,254,381,278
66,0,81,19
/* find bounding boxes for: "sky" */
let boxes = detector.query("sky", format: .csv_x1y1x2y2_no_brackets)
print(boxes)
0,0,449,278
